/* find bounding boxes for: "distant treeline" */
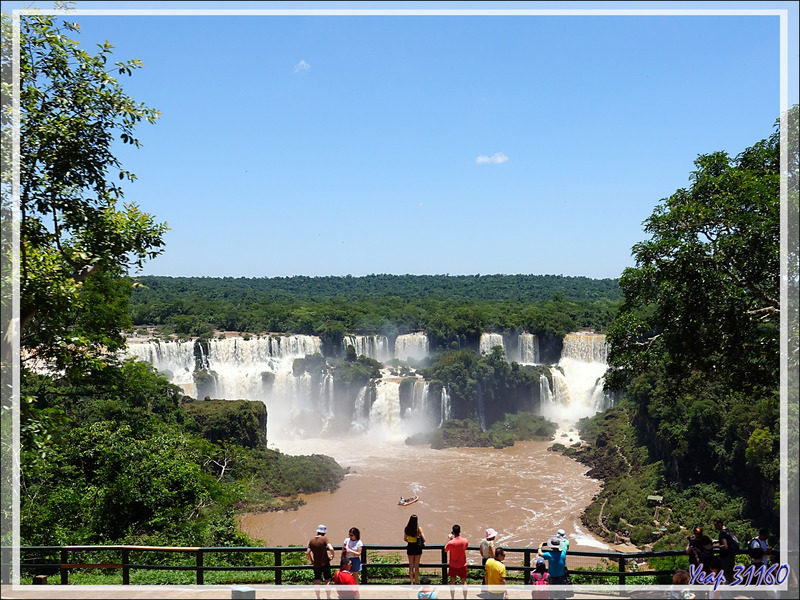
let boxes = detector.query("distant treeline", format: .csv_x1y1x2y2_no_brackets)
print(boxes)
130,274,622,350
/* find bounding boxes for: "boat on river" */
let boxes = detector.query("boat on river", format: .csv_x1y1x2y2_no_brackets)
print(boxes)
398,495,419,506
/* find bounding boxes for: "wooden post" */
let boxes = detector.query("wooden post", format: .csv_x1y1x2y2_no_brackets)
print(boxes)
196,550,204,585
360,546,367,585
523,548,531,585
60,549,68,585
32,574,48,584
274,549,281,586
122,549,130,585
441,548,447,585
618,555,626,585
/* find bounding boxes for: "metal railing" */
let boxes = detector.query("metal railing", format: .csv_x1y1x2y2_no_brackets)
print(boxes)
12,544,715,586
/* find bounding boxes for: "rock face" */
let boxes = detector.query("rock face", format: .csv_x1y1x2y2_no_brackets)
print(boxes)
183,398,268,449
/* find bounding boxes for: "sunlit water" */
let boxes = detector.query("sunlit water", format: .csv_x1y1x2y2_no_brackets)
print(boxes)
237,435,608,560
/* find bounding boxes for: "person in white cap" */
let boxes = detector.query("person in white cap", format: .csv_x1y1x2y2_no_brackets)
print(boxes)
307,524,335,599
556,528,570,552
480,528,498,588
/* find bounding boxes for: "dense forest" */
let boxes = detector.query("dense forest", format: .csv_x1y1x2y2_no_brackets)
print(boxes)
128,274,622,355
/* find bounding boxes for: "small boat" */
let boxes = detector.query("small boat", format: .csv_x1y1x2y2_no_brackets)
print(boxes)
398,495,419,506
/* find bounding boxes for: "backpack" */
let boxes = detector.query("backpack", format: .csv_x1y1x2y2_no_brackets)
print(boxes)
723,528,740,553
532,572,550,586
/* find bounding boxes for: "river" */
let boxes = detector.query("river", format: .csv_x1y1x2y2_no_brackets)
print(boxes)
237,431,609,557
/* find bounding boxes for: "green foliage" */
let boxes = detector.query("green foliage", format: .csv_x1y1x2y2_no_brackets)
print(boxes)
183,399,267,450
19,12,167,372
604,118,783,523
429,413,556,450
129,274,622,350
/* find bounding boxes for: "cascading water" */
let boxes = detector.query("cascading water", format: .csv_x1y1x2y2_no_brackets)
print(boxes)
126,340,197,395
370,380,403,439
393,332,429,362
479,333,505,355
516,333,539,364
342,335,392,362
550,332,610,424
439,387,451,426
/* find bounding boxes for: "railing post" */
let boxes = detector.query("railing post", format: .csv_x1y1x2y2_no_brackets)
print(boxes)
60,548,68,585
122,549,130,585
360,545,367,585
523,549,531,584
618,555,626,585
441,548,447,585
274,549,281,585
196,550,204,585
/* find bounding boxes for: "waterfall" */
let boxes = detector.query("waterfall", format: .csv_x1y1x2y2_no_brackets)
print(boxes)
516,333,539,364
440,387,451,425
394,333,429,362
342,335,392,362
125,340,197,395
561,333,608,363
479,333,505,355
352,385,370,432
550,332,609,424
370,380,403,438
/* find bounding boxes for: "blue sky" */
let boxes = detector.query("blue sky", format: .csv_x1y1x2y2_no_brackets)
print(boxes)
9,1,799,279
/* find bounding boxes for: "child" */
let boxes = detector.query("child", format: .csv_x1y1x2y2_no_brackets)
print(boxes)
530,557,550,600
418,575,438,599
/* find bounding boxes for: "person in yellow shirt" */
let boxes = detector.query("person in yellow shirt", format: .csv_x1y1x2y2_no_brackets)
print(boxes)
484,547,507,600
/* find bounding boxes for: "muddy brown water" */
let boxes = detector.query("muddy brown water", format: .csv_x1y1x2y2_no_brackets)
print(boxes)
237,437,609,563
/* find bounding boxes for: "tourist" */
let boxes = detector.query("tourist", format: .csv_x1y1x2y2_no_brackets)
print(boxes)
480,528,498,588
484,547,507,599
307,524,335,600
685,526,704,568
444,524,469,599
693,535,716,576
538,536,570,598
556,528,570,551
418,575,438,599
332,556,359,600
748,528,771,567
712,518,739,583
341,527,363,584
530,557,551,600
404,514,426,585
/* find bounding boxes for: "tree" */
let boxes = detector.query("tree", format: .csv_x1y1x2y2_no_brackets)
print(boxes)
18,12,167,372
605,115,788,518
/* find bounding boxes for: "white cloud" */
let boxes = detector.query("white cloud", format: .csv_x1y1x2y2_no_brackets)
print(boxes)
294,59,311,73
475,152,509,165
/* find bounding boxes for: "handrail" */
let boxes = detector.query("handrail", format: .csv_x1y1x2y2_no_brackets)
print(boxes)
12,544,745,587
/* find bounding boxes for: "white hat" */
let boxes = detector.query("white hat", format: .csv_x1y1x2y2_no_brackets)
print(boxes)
486,528,498,539
316,524,327,534
557,529,566,538
549,538,562,549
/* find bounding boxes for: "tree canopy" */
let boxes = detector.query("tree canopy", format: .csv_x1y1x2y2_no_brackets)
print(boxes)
604,114,787,520
18,12,168,373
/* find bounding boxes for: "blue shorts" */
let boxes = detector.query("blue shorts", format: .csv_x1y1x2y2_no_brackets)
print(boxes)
349,557,362,572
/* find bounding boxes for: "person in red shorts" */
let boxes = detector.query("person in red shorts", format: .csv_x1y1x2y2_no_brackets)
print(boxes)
444,524,469,599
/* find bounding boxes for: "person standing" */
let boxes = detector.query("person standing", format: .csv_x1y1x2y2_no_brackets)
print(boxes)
484,547,507,600
444,524,469,599
307,524,335,600
404,514,426,585
748,528,771,568
332,556,359,600
530,557,551,600
713,518,739,583
556,529,570,552
342,527,363,585
538,537,568,584
480,528,498,588
686,526,704,569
